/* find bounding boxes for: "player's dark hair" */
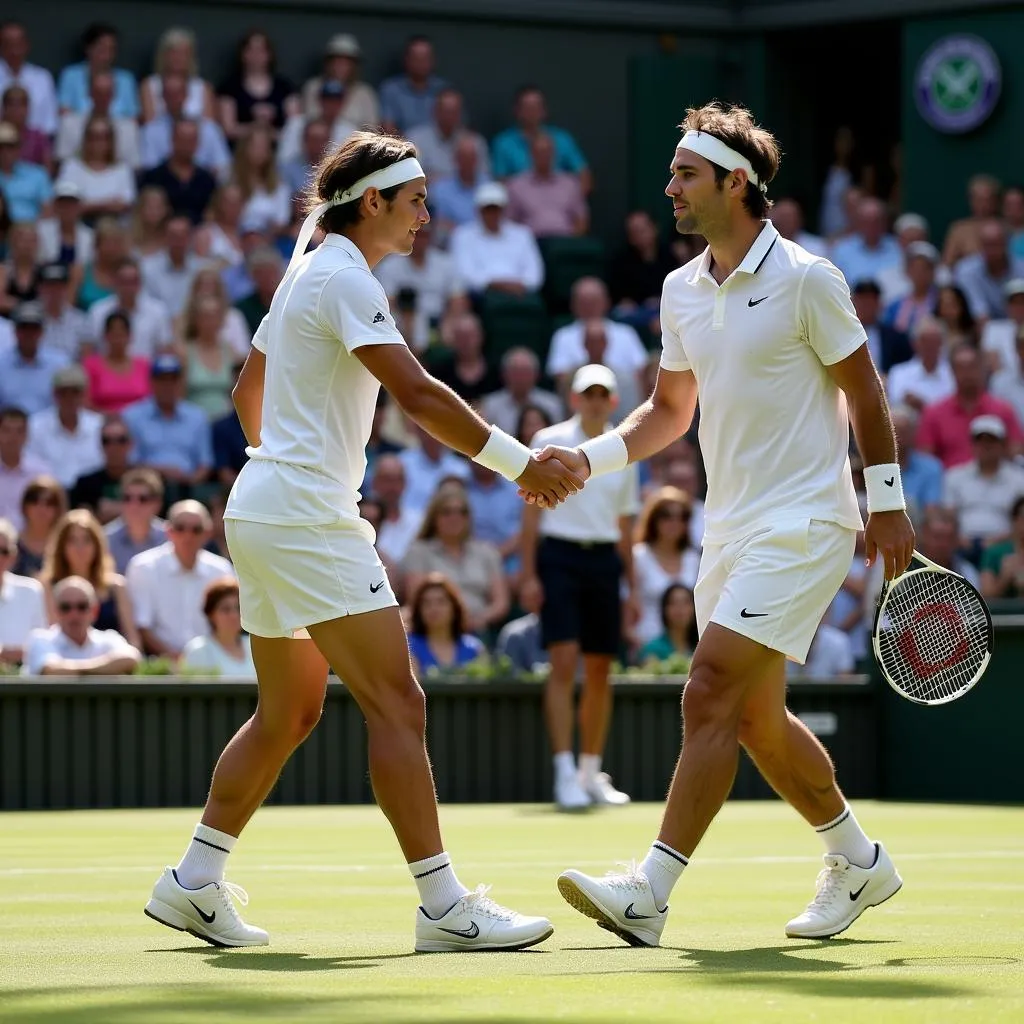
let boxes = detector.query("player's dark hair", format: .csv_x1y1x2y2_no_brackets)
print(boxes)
679,101,781,219
310,131,417,233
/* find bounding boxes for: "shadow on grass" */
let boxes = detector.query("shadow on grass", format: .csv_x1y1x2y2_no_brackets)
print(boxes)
146,946,419,971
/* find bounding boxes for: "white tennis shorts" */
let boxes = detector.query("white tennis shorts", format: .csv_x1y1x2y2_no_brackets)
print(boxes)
694,518,856,664
224,516,398,639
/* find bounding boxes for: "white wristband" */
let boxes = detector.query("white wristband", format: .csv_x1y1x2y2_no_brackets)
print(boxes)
863,463,906,513
473,426,532,482
578,432,629,478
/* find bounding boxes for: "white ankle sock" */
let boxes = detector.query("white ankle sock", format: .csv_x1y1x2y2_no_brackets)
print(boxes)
410,851,470,919
175,823,237,889
578,753,601,785
815,803,876,868
639,841,688,910
553,751,576,781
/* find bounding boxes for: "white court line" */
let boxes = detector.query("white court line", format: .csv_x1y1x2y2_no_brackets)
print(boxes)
0,849,1020,878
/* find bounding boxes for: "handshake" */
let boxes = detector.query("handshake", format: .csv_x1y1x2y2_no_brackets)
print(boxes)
516,446,592,508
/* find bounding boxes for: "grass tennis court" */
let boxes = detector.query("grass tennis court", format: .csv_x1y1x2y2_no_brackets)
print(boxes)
1,802,1021,1023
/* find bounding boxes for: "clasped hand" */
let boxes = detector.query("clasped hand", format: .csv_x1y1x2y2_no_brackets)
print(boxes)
516,446,592,508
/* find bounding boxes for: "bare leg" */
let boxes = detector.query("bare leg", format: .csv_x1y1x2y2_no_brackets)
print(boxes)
308,608,442,862
578,654,614,756
656,625,783,857
202,635,329,837
544,641,580,753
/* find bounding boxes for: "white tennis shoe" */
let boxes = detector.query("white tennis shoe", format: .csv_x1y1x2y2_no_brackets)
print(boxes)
555,773,592,812
785,843,903,939
415,884,554,952
145,867,269,947
557,863,668,947
583,772,631,806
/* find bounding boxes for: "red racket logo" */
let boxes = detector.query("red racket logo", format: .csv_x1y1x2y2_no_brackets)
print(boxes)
896,601,969,678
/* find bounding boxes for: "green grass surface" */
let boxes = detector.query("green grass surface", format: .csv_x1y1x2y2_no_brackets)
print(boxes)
1,802,1022,1023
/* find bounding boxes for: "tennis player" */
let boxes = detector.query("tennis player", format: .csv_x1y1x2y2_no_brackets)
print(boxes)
530,103,916,944
145,132,582,952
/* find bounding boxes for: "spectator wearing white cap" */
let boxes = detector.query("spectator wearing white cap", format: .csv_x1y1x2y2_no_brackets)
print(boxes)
991,325,1024,437
0,21,57,136
886,316,954,413
875,212,931,304
0,302,70,415
882,240,939,336
980,278,1024,376
449,182,544,297
407,88,490,182
36,183,94,267
520,364,640,811
0,515,47,665
379,35,448,136
25,363,103,488
769,198,827,257
942,415,1024,556
300,34,379,129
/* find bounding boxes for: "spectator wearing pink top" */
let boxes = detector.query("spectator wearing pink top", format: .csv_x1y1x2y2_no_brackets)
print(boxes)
83,310,150,414
505,133,588,239
916,343,1024,468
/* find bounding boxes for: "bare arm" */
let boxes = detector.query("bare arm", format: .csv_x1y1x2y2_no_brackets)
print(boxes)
139,627,175,658
40,648,141,675
110,577,141,650
232,346,266,447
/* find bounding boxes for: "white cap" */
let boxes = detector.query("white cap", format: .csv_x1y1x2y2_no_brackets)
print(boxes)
905,241,939,263
1004,278,1024,299
474,182,508,208
326,33,361,58
571,363,618,394
894,212,929,234
970,414,1007,439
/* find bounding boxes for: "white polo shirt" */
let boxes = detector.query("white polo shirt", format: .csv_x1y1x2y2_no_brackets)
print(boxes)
660,222,864,546
533,416,640,543
26,407,104,488
886,357,955,409
0,572,48,650
226,233,408,527
22,625,137,676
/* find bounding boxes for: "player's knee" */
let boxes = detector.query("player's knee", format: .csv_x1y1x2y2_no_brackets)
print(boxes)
255,699,323,746
681,663,741,734
737,714,777,754
373,677,426,736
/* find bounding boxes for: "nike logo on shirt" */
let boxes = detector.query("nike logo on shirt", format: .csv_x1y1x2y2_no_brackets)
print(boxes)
748,296,769,307
740,608,769,618
370,580,386,593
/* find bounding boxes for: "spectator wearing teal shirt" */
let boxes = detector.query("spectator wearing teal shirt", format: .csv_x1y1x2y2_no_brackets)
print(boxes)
0,121,51,221
56,23,139,120
637,583,699,665
490,86,590,194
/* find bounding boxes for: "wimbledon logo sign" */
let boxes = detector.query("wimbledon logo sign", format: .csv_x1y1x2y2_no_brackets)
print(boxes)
915,34,1001,134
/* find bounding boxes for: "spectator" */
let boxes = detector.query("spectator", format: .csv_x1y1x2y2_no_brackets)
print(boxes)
980,496,1024,601
36,261,89,359
404,490,508,635
991,324,1024,426
0,219,41,315
886,316,954,413
830,196,902,289
465,459,523,575
2,84,50,171
56,114,135,225
87,257,171,358
889,404,944,526
982,279,1024,376
883,241,940,337
0,120,51,222
278,118,330,199
54,69,140,170
449,182,544,297
876,212,931,305
181,295,234,419
26,364,103,487
72,216,128,310
406,572,486,676
180,576,256,677
37,181,94,267
818,126,856,240
901,505,980,591
407,88,490,182
632,486,701,648
917,344,1023,468
22,574,141,675
607,210,679,332
234,245,281,334
57,23,138,119
428,135,491,244
480,346,563,437
849,279,911,374
954,219,1024,322
399,423,471,515
379,35,447,136
370,456,421,565
787,622,855,678
941,415,1024,555
231,125,289,235
934,283,978,349
122,354,213,491
375,221,466,352
40,508,139,647
0,302,69,415
126,498,234,657
103,467,166,572
198,183,246,269
1005,185,1024,260
433,312,501,403
0,515,46,664
637,583,699,664
82,311,152,414
140,215,209,316
175,267,251,360
139,120,217,225
300,33,379,129
139,73,231,179
0,406,47,527
495,611,546,673
515,402,555,446
491,85,590,194
506,131,588,238
212,361,248,488
217,29,297,143
769,197,827,256
0,21,57,136
140,27,213,124
942,173,1001,267
68,414,133,522
12,474,65,577
362,392,405,481
130,185,170,261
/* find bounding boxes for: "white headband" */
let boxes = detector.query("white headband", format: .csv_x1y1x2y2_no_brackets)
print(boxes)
287,157,425,274
679,131,766,193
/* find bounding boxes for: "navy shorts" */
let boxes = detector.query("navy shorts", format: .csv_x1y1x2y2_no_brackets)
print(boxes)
537,536,622,655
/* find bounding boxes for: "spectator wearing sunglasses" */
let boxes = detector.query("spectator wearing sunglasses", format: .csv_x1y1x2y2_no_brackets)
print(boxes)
102,467,166,572
13,474,65,577
21,574,141,676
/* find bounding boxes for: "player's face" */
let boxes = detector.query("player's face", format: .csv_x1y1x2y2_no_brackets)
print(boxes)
665,149,727,236
384,178,430,255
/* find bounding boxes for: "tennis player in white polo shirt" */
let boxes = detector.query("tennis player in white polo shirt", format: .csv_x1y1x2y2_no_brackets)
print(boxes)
528,102,916,945
144,131,583,953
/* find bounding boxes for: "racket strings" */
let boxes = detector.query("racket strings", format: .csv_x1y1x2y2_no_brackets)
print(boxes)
876,570,989,702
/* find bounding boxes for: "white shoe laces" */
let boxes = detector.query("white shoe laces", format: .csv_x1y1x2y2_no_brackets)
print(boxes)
214,880,250,920
602,861,650,893
804,856,848,913
461,884,515,921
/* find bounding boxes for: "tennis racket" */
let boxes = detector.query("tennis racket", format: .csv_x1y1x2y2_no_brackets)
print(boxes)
871,550,993,705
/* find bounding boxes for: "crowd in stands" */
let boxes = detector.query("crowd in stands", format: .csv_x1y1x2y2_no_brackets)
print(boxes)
1,19,1023,679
